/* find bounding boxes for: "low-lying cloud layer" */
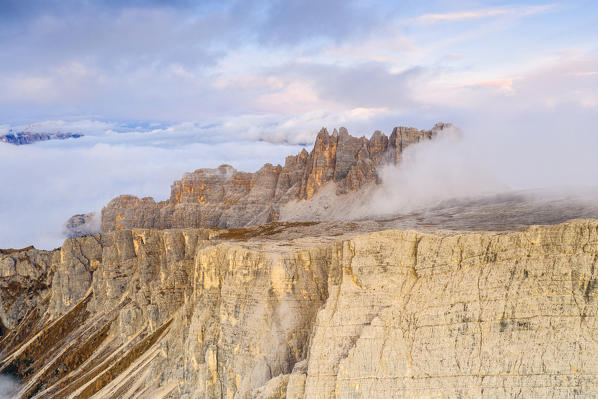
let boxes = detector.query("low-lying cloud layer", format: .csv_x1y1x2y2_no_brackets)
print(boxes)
2,108,597,250
1,1,597,249
281,120,598,223
0,375,20,399
0,132,302,249
361,121,598,216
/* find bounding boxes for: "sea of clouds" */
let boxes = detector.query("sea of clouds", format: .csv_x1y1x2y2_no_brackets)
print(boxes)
359,119,598,217
280,116,598,222
1,108,597,250
0,120,305,249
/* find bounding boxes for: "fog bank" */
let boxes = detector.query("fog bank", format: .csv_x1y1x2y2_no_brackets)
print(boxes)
0,136,302,249
361,121,598,218
2,113,597,250
281,121,598,224
0,375,20,399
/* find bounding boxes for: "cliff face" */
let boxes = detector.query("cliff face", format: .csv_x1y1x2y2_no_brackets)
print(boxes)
101,123,451,232
2,220,598,398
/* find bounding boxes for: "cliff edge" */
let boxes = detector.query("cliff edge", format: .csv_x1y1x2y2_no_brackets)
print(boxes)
2,220,598,398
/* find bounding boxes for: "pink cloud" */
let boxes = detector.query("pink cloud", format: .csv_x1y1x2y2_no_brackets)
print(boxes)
465,78,514,94
414,4,556,24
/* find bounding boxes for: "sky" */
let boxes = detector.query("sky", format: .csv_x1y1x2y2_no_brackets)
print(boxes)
1,0,598,249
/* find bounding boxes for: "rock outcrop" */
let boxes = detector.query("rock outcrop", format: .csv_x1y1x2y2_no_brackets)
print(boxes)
0,246,52,335
101,123,452,232
0,132,83,145
2,219,598,398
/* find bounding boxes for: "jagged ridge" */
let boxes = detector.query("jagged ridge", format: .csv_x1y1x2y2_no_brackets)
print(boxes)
101,123,452,231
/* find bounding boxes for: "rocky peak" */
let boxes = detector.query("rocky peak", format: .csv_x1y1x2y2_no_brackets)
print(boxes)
100,123,449,232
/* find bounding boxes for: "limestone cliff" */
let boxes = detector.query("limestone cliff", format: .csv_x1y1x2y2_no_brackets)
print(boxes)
101,123,452,232
2,219,598,398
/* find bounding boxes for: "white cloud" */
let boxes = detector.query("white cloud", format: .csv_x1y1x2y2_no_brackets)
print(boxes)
464,78,515,94
3,75,55,102
569,71,598,77
12,119,117,135
0,375,20,399
0,134,304,250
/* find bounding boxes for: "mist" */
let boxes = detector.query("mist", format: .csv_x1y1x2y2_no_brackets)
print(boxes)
0,133,303,250
280,118,598,225
0,375,20,399
2,109,597,251
361,120,598,217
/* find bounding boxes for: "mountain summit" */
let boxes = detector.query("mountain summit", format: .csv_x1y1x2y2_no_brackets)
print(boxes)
101,123,453,231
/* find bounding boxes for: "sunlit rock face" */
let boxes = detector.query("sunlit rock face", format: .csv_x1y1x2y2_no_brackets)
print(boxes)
2,220,598,398
100,123,451,232
0,247,53,333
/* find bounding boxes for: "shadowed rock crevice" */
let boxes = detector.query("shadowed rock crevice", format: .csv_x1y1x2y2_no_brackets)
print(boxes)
0,318,6,339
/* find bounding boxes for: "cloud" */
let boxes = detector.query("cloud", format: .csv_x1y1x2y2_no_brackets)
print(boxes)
0,0,388,76
269,62,427,111
3,106,396,147
569,71,598,77
281,120,598,225
414,4,556,24
408,52,598,124
373,121,597,210
464,78,515,94
252,0,386,45
0,375,20,399
12,119,119,135
0,0,404,124
0,0,591,127
0,133,304,250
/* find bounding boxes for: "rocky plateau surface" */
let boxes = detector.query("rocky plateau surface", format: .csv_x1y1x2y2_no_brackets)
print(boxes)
2,219,598,398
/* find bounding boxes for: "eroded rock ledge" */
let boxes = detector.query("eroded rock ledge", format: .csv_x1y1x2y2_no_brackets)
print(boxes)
101,123,452,232
2,219,598,398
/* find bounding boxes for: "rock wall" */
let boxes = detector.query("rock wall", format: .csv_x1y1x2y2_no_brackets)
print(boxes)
2,220,598,398
101,123,451,232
